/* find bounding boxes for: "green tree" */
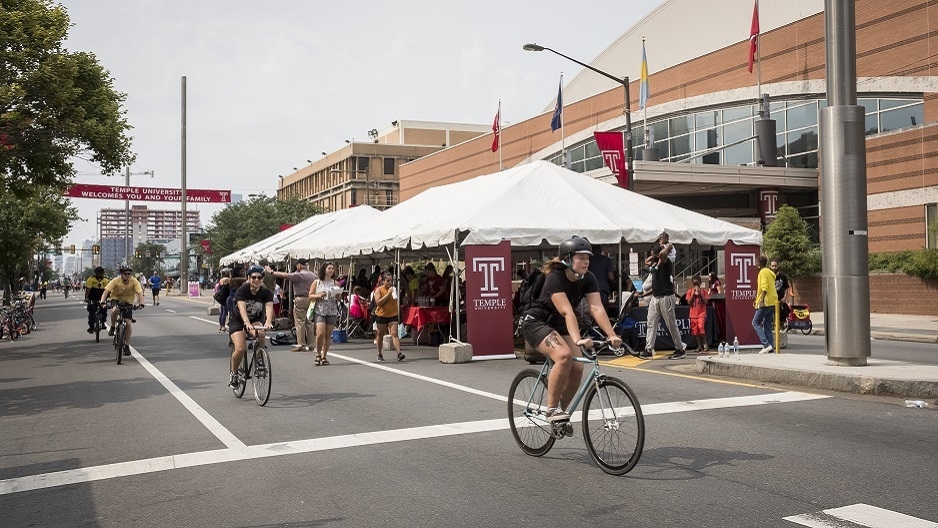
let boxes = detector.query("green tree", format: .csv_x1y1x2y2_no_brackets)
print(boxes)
763,204,821,281
0,0,134,295
203,195,324,268
132,242,166,276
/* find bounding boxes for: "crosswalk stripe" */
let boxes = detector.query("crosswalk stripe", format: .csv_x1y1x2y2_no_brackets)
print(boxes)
784,503,938,527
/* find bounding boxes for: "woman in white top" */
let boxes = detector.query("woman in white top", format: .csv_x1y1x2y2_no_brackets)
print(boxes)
309,262,341,365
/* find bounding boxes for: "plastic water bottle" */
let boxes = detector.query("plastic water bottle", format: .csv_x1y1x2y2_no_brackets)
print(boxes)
718,342,725,358
733,337,740,356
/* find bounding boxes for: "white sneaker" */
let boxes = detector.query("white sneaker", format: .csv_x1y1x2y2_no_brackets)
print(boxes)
758,345,774,354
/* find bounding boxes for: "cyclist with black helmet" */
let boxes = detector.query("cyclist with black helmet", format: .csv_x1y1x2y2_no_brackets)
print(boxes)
518,236,622,425
84,266,110,333
100,265,145,355
228,264,274,388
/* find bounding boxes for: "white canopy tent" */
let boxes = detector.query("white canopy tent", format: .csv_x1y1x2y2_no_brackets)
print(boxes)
218,205,381,265
311,160,762,259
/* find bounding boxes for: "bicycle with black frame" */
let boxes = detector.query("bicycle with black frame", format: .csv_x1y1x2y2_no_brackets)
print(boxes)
107,301,142,364
229,324,272,406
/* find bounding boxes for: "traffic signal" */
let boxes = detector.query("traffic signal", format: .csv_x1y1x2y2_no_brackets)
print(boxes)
69,244,75,254
92,244,100,255
134,249,141,259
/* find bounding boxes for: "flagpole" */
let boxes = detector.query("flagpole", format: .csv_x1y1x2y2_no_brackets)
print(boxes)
559,72,567,168
641,37,648,148
498,99,502,170
756,0,762,116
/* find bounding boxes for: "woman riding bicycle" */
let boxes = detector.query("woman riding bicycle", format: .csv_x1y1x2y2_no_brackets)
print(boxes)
518,236,622,422
228,265,274,389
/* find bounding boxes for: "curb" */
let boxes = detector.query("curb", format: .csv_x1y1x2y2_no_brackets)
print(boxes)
695,357,938,399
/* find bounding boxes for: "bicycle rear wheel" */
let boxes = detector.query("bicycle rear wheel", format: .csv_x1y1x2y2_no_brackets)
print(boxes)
507,369,555,456
252,346,272,406
582,376,644,475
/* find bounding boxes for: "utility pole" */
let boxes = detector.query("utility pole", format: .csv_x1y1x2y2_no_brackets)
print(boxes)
123,167,155,264
180,76,188,294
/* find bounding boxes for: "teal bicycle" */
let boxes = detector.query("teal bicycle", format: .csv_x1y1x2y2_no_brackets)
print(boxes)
507,340,645,475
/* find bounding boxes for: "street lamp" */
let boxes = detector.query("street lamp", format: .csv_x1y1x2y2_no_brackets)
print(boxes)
522,42,634,190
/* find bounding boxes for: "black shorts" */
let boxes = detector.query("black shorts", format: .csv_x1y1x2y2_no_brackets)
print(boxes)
375,315,399,325
151,288,160,295
228,318,262,335
520,314,566,348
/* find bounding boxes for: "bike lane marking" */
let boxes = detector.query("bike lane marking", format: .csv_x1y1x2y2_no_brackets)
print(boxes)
0,388,828,496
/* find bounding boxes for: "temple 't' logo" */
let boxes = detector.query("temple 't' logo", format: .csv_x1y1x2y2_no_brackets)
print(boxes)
730,253,757,287
472,257,504,297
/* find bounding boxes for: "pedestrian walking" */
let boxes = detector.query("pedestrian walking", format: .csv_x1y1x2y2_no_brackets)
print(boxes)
265,258,318,352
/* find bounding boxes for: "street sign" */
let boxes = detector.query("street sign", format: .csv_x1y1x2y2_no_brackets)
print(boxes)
200,239,212,254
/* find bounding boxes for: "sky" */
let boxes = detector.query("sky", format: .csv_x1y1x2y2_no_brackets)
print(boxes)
59,0,660,248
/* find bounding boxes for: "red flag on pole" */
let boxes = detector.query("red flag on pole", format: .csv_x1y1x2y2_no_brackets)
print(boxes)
748,0,760,73
491,110,500,152
593,131,629,189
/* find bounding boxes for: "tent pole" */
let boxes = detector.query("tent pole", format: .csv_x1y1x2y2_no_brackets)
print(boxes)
617,242,623,312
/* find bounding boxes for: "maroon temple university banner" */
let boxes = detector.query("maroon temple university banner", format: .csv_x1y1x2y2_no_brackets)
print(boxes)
66,184,231,203
464,241,514,357
593,131,629,188
723,241,761,346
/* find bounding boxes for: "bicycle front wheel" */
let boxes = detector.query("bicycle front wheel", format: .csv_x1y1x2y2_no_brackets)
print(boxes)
115,323,125,365
507,369,555,457
231,341,246,398
582,376,644,475
252,347,272,406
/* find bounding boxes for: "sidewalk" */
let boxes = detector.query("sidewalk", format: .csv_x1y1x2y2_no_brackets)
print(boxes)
695,311,938,401
811,311,938,344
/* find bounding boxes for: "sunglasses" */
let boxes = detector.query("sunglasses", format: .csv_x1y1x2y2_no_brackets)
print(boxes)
249,275,263,280
121,272,132,276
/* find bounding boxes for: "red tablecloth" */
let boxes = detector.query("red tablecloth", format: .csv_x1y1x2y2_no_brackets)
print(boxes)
402,306,450,331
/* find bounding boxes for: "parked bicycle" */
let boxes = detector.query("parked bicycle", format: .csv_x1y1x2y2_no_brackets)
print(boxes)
229,325,272,406
110,301,142,365
507,339,645,475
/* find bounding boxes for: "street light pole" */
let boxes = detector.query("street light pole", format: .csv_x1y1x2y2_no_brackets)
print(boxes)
522,43,634,191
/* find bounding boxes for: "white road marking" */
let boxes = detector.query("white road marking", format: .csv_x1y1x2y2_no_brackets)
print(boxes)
0,390,827,496
784,503,937,527
130,346,244,450
190,316,219,325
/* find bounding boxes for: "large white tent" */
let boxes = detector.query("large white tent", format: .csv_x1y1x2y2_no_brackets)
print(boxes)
309,160,761,259
218,205,380,265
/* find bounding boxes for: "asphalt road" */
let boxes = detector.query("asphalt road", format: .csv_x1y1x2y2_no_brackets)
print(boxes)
1,294,936,527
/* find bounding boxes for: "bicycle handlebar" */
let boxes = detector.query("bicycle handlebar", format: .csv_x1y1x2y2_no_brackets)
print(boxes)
578,338,624,359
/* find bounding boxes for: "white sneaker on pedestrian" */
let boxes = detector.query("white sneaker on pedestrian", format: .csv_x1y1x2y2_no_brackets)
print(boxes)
758,345,774,354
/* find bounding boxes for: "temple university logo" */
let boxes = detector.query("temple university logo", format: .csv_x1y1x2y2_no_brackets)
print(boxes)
730,253,757,288
601,150,623,177
760,190,779,223
472,257,505,298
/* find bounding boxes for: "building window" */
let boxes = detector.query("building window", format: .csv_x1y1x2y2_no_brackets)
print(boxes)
383,157,395,175
927,203,937,249
356,156,369,172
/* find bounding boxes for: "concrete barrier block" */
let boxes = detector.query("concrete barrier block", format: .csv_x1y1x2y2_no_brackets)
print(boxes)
439,342,473,364
382,334,394,350
206,305,220,316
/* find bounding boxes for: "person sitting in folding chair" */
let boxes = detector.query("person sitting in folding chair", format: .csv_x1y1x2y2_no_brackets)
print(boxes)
347,285,371,339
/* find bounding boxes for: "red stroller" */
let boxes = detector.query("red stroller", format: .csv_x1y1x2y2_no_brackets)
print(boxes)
782,302,813,335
